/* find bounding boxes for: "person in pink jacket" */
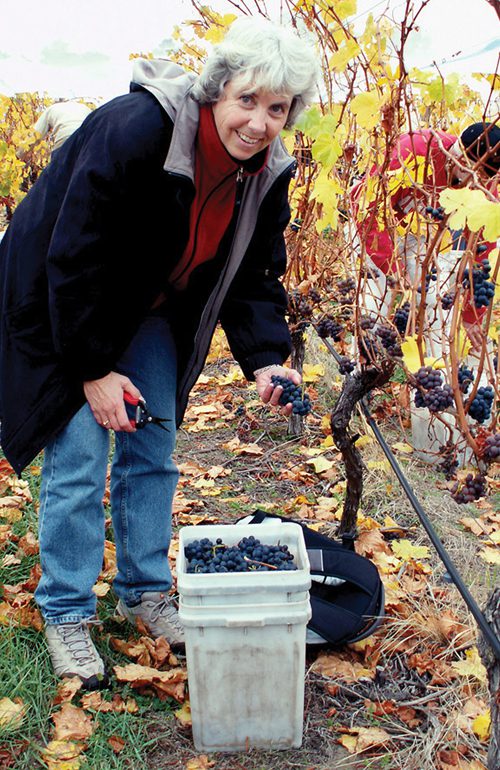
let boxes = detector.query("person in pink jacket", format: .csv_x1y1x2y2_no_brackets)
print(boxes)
351,122,499,348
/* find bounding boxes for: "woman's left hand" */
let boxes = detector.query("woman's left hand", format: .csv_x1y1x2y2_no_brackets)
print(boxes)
254,365,301,416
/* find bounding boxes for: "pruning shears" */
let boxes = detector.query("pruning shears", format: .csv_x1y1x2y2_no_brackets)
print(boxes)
123,392,171,432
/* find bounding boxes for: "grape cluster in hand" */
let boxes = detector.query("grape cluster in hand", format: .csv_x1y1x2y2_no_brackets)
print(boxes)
184,536,297,573
483,433,500,462
462,260,495,308
466,386,494,423
271,375,311,416
451,473,487,504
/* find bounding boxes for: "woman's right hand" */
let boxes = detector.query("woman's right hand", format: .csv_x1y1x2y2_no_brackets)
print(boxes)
83,372,143,432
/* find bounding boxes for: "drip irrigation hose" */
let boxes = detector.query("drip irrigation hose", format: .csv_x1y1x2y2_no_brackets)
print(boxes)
320,336,500,659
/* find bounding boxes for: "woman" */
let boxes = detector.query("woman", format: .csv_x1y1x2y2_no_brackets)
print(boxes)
0,16,318,689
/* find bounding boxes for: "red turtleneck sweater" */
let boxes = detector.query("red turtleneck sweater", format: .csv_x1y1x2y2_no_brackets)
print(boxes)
169,104,266,291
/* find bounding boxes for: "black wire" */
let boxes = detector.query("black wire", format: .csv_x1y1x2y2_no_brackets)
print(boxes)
320,336,500,660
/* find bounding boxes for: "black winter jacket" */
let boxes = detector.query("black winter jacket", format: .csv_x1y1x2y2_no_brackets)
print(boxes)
0,64,295,475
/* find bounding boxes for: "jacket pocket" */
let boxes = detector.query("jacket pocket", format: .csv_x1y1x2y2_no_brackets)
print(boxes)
5,300,57,364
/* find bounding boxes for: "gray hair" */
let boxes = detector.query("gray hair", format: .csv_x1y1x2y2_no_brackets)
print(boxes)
191,16,319,129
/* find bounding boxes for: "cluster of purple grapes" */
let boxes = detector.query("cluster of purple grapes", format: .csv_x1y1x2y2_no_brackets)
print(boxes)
184,536,297,573
393,302,410,335
414,367,454,412
462,260,495,308
466,386,494,423
425,205,445,221
316,316,343,341
270,375,312,416
458,364,474,394
338,356,356,375
483,433,500,462
437,443,459,480
450,473,487,504
337,277,356,297
359,315,376,330
375,325,402,357
441,292,455,310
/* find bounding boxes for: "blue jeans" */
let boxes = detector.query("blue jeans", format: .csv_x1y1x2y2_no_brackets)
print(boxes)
35,315,179,624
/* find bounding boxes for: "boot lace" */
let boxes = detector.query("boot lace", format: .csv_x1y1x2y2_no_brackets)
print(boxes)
57,619,101,665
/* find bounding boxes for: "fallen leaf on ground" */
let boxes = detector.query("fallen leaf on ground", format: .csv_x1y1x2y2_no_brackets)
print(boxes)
185,755,216,769
52,703,95,742
175,700,192,727
0,697,25,730
114,663,187,702
312,651,377,682
222,437,263,456
53,679,82,705
338,725,391,753
108,735,126,753
391,539,430,561
451,647,488,684
40,739,84,768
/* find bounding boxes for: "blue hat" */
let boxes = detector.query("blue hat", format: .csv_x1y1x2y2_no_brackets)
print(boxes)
460,122,500,177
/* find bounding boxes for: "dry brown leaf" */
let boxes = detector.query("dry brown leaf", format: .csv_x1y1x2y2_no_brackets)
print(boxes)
312,651,377,682
114,663,187,702
185,755,216,770
52,703,95,742
407,652,456,685
0,697,25,730
1,554,20,567
222,437,263,456
40,739,85,768
175,700,192,727
107,735,126,754
53,678,83,705
338,725,391,753
16,530,39,556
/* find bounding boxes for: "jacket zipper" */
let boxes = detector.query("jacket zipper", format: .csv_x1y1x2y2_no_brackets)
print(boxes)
171,166,244,286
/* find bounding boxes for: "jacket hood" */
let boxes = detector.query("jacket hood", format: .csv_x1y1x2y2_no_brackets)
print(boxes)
131,59,196,121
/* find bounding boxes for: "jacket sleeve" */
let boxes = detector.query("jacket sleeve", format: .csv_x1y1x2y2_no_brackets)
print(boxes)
219,169,294,379
45,96,169,380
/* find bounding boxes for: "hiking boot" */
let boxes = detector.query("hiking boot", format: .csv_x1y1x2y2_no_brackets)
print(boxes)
117,592,185,651
45,618,110,690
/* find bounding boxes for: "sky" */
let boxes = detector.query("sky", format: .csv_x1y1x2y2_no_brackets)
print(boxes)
0,0,498,103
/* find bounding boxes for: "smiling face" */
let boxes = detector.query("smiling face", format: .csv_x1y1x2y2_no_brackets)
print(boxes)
212,77,292,161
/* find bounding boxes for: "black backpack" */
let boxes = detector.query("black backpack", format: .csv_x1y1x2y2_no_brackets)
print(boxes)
240,510,385,647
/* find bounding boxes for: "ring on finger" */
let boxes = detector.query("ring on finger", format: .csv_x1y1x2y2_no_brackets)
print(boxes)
103,419,110,427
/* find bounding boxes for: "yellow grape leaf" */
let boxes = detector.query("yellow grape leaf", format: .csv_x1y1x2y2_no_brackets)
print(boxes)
439,188,500,242
306,456,335,474
311,132,343,168
451,647,488,684
401,336,422,372
350,91,383,131
303,363,325,382
472,711,491,742
366,460,391,474
391,540,430,561
174,700,192,727
354,434,373,448
320,435,335,448
329,39,360,72
401,335,445,371
391,442,414,454
478,547,500,565
336,0,357,18
0,696,25,730
472,72,500,90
